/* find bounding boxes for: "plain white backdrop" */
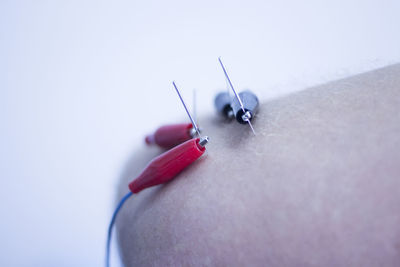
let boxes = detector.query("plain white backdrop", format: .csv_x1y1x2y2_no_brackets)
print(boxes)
1,0,399,266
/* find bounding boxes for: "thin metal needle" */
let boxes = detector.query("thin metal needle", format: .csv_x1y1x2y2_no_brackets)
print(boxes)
225,75,230,94
173,81,201,137
193,88,197,123
246,117,256,135
218,57,256,135
218,57,245,111
247,119,256,134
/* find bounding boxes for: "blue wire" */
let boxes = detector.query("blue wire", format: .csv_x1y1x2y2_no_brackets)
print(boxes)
106,191,133,267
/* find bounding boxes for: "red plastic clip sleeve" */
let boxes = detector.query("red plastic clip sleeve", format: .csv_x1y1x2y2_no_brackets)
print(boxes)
129,138,205,193
145,123,193,149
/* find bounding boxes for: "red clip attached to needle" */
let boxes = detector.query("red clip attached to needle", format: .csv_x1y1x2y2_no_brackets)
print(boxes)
130,137,208,193
145,123,194,149
145,86,200,149
106,82,209,267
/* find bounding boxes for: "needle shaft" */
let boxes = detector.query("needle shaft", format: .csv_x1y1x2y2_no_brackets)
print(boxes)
218,57,245,112
218,57,256,135
173,81,201,137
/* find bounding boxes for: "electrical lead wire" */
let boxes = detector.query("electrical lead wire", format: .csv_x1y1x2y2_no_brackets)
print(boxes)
106,191,133,267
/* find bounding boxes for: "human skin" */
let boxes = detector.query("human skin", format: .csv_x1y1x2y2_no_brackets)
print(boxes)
116,64,400,266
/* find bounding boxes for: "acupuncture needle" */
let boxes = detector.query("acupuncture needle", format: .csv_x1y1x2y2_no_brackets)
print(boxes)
218,57,256,135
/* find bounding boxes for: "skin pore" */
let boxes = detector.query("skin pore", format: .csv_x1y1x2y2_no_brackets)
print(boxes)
116,64,400,266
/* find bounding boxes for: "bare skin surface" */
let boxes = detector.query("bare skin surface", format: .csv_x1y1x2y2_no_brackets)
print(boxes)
116,64,400,266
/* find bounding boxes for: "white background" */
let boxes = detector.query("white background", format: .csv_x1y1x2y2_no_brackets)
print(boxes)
1,0,399,266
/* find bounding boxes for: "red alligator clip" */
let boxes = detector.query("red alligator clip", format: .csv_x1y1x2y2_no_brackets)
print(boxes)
145,123,195,149
130,137,208,193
